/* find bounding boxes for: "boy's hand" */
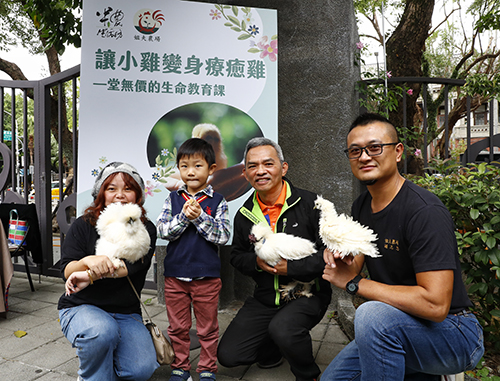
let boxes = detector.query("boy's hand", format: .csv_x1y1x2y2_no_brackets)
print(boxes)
183,198,202,220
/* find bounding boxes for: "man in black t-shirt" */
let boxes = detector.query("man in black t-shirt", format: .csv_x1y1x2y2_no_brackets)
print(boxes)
321,113,484,381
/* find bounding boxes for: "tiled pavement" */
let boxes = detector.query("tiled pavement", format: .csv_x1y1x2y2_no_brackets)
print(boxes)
0,272,349,381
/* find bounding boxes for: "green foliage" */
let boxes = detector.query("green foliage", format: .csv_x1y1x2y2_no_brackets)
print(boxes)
2,89,69,171
23,0,82,54
467,357,500,380
464,73,500,100
0,0,82,55
471,0,500,33
423,23,460,78
356,73,408,118
409,160,500,349
0,0,39,53
2,91,34,140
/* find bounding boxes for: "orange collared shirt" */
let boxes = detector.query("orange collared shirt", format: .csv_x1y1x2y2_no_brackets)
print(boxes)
256,181,287,231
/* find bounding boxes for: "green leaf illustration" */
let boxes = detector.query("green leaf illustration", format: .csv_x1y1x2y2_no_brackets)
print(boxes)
238,34,252,40
228,15,240,27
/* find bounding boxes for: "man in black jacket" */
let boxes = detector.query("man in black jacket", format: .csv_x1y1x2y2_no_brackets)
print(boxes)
217,137,331,381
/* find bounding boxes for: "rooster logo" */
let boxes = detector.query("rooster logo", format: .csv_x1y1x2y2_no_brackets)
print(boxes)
134,9,165,35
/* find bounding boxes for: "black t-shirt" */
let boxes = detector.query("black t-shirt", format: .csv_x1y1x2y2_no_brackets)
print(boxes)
57,216,156,314
352,180,472,314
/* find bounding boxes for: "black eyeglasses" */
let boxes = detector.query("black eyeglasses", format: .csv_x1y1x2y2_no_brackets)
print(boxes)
344,143,399,160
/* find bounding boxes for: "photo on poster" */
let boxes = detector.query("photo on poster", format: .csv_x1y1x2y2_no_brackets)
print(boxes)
146,102,263,202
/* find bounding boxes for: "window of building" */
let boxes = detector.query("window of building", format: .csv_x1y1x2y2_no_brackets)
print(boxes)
474,104,488,125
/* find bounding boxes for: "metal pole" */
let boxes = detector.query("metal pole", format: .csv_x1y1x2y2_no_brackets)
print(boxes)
381,2,387,95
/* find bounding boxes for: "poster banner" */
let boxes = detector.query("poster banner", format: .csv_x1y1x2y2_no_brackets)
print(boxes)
78,0,278,239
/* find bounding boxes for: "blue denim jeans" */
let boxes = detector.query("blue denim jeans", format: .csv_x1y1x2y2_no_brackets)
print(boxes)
321,301,484,381
59,305,159,381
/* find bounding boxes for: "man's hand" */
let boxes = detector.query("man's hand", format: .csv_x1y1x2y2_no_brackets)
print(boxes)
322,248,360,289
256,256,276,274
273,259,288,276
256,256,288,275
323,258,358,290
323,248,354,267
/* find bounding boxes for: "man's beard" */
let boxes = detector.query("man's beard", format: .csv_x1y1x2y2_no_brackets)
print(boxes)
361,179,377,186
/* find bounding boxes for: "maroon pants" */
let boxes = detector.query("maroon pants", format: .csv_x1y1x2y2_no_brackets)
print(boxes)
164,277,222,373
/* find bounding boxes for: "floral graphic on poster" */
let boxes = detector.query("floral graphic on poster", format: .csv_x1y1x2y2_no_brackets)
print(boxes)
209,5,278,62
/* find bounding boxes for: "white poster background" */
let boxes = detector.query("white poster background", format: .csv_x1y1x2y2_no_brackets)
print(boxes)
79,0,277,242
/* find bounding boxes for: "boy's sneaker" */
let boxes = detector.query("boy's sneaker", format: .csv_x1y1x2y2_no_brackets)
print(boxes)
169,369,193,381
199,371,216,381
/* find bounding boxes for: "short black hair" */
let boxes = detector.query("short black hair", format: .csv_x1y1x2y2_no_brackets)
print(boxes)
177,138,216,166
349,113,399,142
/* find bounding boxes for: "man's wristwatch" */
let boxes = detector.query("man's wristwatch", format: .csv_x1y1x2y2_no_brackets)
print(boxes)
346,274,363,295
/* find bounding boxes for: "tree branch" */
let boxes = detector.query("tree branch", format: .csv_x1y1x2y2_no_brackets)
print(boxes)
0,57,28,80
428,7,460,36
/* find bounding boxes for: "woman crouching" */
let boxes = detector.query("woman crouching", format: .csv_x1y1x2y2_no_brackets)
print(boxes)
57,162,159,381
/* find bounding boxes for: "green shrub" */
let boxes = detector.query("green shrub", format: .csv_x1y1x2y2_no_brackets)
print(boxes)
408,160,500,349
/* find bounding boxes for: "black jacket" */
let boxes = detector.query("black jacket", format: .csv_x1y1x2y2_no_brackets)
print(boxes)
230,179,332,308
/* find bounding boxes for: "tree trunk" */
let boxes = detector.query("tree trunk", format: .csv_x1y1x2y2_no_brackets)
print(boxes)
386,0,435,131
44,45,61,76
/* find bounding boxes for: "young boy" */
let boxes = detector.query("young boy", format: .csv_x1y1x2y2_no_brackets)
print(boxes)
157,138,231,381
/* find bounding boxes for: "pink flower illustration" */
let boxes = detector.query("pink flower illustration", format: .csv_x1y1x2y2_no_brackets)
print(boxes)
407,89,413,96
260,39,278,62
209,9,221,20
257,36,268,49
356,42,364,49
145,181,157,197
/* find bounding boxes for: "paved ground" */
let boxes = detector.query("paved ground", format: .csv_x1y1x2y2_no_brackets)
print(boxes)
0,272,349,381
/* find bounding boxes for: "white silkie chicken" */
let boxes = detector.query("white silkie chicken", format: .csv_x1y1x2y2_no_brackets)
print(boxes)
314,196,380,259
249,221,317,300
249,221,316,266
95,203,151,268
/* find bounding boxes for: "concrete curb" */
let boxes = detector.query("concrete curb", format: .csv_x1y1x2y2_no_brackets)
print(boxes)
334,288,356,341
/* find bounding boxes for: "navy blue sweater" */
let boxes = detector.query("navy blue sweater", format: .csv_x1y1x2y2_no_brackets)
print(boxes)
163,191,224,278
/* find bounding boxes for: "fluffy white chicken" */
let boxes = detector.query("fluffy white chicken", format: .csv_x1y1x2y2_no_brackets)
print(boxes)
95,203,151,268
249,222,317,300
249,222,316,266
314,196,380,258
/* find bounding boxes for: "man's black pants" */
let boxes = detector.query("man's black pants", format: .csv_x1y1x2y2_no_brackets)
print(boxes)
217,294,329,381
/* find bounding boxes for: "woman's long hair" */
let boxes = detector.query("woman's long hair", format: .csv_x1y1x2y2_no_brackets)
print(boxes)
84,172,147,226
